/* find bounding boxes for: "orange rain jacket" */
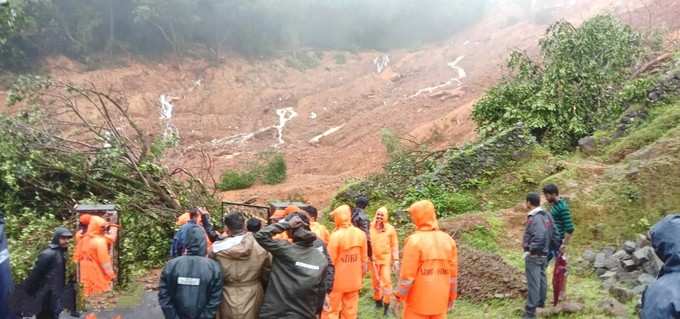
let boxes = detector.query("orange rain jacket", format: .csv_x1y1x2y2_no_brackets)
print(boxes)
328,205,368,293
397,200,458,316
311,221,330,245
79,216,116,296
370,207,398,265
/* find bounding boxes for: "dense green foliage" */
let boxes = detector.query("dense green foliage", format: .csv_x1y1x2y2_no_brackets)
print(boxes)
217,151,287,191
472,15,647,152
1,79,218,283
0,0,487,69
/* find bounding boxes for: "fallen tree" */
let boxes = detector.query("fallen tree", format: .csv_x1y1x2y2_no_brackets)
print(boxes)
2,76,218,283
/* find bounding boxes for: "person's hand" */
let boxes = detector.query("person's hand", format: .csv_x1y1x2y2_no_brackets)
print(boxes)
198,207,210,216
323,294,331,312
559,245,566,255
288,215,305,229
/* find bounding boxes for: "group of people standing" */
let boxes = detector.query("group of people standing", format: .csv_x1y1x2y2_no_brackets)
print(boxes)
160,197,459,319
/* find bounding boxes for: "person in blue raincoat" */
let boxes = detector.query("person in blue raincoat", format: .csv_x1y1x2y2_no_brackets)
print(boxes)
641,214,680,319
0,209,14,319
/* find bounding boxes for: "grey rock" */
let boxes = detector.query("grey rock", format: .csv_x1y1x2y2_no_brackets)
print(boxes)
633,246,654,264
623,259,639,271
602,246,616,258
600,270,618,280
598,298,628,318
613,250,629,260
583,249,597,263
578,136,597,154
605,255,622,270
623,241,637,254
603,276,618,290
617,270,642,285
632,284,648,295
610,285,636,303
643,254,663,276
596,267,608,277
637,273,656,286
637,234,650,248
594,252,607,268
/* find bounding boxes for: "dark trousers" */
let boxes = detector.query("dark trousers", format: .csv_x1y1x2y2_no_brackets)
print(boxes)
525,255,548,317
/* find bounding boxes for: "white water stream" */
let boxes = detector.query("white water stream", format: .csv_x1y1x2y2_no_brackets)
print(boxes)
410,55,466,98
210,107,298,147
160,94,180,139
308,124,345,144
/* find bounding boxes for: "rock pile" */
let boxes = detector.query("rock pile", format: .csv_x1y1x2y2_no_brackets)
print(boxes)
582,234,663,304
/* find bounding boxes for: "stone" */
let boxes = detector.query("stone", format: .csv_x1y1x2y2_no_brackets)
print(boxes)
613,250,629,260
622,259,639,271
605,255,622,270
637,273,657,286
582,249,596,263
633,246,653,264
617,270,642,285
578,136,597,155
643,254,663,276
557,302,584,313
602,276,618,290
623,241,637,254
594,253,607,268
600,270,618,279
596,267,608,277
637,234,651,248
610,285,635,303
598,298,628,318
632,284,648,295
602,246,616,258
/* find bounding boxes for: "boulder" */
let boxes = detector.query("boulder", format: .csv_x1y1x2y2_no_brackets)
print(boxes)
613,250,629,260
617,270,642,285
637,273,657,286
637,234,650,248
582,249,596,263
633,247,654,264
643,254,663,276
578,136,597,154
600,271,618,280
598,298,628,318
610,285,635,303
632,284,648,295
594,253,607,268
605,255,622,270
596,267,608,276
622,259,639,271
623,241,637,254
602,246,616,258
602,276,618,290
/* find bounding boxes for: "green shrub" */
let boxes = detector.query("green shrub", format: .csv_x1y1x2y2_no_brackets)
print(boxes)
472,15,645,152
403,184,479,217
334,53,347,65
218,170,257,191
262,153,287,185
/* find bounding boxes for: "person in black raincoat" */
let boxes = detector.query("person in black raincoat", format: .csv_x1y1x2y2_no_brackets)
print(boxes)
255,211,334,319
641,214,680,319
352,196,372,260
13,227,73,319
0,209,13,319
159,223,223,319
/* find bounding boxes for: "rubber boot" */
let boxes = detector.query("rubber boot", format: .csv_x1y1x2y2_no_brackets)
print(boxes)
383,303,390,316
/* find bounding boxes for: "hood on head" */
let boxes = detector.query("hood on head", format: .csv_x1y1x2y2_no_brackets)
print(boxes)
332,205,352,228
650,214,680,274
408,200,438,231
373,207,389,223
86,216,107,236
284,205,300,215
51,227,73,245
216,233,253,259
184,225,207,256
271,209,287,221
79,214,92,225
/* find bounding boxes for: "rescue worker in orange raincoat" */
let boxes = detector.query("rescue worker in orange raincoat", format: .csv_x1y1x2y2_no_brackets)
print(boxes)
324,204,368,319
303,206,330,245
79,216,116,296
270,208,292,242
370,206,399,315
74,214,118,263
396,200,458,319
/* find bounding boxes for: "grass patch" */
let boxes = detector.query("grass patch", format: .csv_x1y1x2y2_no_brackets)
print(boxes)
604,101,680,161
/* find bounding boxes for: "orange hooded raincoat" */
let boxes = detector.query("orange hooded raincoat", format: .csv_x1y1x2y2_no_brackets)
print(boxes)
79,216,116,296
370,207,399,305
397,200,458,319
325,205,368,319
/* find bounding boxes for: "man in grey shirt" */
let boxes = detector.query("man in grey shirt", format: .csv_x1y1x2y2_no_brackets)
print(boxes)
522,192,555,319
